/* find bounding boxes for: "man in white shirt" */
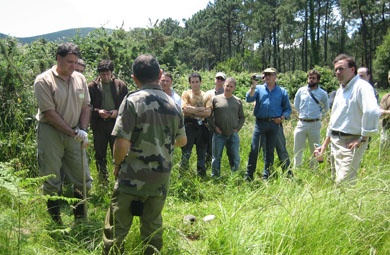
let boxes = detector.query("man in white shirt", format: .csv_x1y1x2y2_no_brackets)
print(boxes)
160,72,181,107
316,54,380,183
294,70,329,168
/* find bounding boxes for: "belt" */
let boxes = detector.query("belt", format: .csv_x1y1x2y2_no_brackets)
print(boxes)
184,117,204,126
103,118,115,122
331,130,358,136
257,118,277,122
299,118,320,122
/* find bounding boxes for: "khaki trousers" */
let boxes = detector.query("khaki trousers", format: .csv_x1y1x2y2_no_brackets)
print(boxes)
293,120,322,167
330,134,368,184
37,122,92,195
102,186,166,255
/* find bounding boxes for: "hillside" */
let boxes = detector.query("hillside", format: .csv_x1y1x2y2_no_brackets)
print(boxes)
0,27,113,43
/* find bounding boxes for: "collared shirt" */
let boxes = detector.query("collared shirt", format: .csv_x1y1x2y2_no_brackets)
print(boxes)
112,84,186,196
34,65,90,128
326,75,380,137
294,85,329,119
246,83,291,119
170,89,182,108
205,87,224,100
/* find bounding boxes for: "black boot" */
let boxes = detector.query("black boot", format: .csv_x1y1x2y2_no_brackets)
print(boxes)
73,189,86,221
96,160,109,183
47,199,63,225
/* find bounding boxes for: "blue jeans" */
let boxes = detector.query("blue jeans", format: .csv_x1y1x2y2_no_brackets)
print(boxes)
246,119,280,179
262,124,290,171
211,132,240,177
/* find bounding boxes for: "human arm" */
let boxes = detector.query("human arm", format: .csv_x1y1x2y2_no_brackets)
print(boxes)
112,137,131,179
314,136,331,159
359,84,380,137
380,94,390,118
174,136,187,147
321,91,330,116
274,89,291,124
246,82,258,101
236,100,245,132
294,89,301,114
43,109,77,137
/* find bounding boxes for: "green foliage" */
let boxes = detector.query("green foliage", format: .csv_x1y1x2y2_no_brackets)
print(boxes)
373,28,390,87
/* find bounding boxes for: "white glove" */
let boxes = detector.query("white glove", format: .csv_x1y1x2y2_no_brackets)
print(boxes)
74,128,89,146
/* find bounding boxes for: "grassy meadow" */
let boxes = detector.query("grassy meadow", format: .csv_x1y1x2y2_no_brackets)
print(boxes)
1,94,390,255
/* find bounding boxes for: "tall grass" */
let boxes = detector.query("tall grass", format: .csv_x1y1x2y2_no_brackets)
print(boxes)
1,101,390,254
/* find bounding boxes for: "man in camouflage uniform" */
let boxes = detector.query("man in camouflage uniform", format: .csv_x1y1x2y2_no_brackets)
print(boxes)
102,55,187,255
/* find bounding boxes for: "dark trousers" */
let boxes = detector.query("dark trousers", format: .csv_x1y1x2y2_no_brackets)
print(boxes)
180,123,210,175
261,124,290,171
246,119,280,179
92,119,116,162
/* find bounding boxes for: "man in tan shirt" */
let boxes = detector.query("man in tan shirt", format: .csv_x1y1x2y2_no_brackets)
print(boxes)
180,72,212,176
34,42,92,225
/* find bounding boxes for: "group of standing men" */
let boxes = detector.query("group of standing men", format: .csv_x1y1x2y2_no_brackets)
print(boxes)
33,42,383,254
34,43,187,254
179,72,245,178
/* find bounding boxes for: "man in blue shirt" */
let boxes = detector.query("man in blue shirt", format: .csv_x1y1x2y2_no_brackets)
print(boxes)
245,68,291,180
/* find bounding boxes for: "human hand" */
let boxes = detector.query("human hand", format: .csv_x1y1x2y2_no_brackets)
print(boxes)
98,109,111,119
313,143,324,163
273,117,282,125
215,127,222,134
75,129,89,147
110,110,118,118
113,166,120,180
346,138,365,150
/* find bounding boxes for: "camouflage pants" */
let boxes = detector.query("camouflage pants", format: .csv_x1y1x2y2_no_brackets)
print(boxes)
102,187,166,255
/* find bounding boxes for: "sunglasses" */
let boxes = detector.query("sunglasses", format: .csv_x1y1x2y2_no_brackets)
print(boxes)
216,77,225,81
263,73,275,77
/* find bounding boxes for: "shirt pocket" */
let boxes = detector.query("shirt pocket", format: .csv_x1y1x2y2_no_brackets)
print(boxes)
75,88,86,102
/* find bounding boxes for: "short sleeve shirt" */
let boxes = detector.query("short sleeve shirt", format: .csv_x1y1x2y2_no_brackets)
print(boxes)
112,84,186,196
34,66,90,128
181,90,212,119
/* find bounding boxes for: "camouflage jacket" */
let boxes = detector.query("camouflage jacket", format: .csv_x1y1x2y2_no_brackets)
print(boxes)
112,84,185,196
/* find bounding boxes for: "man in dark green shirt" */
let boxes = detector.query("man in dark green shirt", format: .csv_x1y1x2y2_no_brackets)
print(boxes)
88,60,128,183
208,77,245,177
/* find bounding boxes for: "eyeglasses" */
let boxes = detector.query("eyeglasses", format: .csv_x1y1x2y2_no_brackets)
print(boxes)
216,77,225,81
334,66,348,73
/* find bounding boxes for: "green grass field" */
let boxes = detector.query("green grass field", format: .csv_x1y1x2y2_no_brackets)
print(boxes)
1,100,390,255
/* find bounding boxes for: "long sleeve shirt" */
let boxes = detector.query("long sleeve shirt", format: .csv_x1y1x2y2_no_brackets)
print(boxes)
208,95,245,136
294,85,329,119
326,75,380,137
246,83,291,119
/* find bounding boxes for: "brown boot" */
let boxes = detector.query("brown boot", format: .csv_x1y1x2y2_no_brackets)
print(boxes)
47,199,63,225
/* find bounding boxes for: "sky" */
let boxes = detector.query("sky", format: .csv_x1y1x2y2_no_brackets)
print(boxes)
1,0,211,38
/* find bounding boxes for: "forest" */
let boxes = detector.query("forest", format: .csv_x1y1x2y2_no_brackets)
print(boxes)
1,0,390,254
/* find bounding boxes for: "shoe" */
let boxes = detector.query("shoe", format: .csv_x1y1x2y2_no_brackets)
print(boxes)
47,199,63,225
73,190,86,221
244,174,253,181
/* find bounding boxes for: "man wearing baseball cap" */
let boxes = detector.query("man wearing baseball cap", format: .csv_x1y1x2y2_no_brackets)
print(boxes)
205,72,227,169
245,67,291,180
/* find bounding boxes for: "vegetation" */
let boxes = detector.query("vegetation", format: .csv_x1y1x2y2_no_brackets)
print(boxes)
1,0,390,254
